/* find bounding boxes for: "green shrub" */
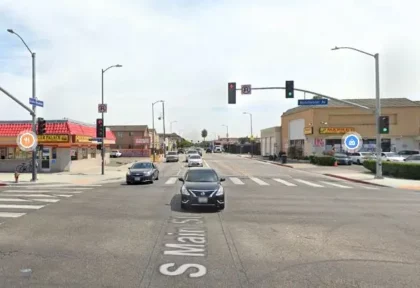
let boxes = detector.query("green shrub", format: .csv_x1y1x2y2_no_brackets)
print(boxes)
363,160,420,180
313,156,336,166
309,155,316,164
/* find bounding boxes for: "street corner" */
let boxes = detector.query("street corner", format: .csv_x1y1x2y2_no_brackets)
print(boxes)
397,185,420,191
323,173,390,188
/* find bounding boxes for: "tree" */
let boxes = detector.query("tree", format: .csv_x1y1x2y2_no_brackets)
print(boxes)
201,129,208,142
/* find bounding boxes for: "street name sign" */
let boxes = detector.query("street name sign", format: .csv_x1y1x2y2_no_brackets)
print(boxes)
298,99,328,106
29,98,44,107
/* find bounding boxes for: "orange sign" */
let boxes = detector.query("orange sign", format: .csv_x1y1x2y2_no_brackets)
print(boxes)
304,127,313,135
319,127,355,134
16,131,38,151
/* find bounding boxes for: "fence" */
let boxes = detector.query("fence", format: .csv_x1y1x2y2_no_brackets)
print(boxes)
224,143,261,155
119,149,151,157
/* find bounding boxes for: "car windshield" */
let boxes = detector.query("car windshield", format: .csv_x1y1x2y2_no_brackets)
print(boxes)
188,151,197,154
361,152,373,156
190,155,201,159
168,152,177,155
335,154,347,158
185,170,218,182
384,152,398,157
132,162,152,169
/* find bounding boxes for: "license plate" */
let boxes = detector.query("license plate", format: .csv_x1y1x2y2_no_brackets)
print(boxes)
198,197,208,203
134,177,140,181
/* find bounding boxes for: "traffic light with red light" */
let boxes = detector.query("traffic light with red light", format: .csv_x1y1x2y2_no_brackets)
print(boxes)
379,116,389,134
96,118,105,138
37,118,46,135
228,82,236,104
285,80,294,98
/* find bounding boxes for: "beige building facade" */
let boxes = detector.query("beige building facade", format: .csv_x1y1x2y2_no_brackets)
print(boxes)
260,126,281,156
281,98,420,156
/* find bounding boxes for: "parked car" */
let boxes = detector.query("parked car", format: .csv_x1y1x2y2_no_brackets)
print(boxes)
178,167,225,211
166,151,179,162
350,152,374,164
188,155,203,167
206,148,212,153
398,150,420,159
126,162,159,184
381,152,405,162
404,154,420,163
110,150,122,158
334,153,352,165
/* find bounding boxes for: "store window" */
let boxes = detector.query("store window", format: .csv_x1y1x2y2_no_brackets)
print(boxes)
0,148,6,159
52,147,57,159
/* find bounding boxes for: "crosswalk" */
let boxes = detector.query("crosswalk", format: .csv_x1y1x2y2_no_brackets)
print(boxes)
0,184,100,220
163,176,379,190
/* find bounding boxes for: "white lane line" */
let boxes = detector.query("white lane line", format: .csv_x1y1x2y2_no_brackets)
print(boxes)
0,198,30,202
32,199,60,203
203,160,210,168
250,177,269,186
2,190,82,194
13,187,92,190
0,212,26,218
230,177,244,185
0,204,45,209
53,194,73,198
9,185,99,188
0,194,55,197
165,177,178,185
272,178,297,186
319,181,352,189
295,179,324,187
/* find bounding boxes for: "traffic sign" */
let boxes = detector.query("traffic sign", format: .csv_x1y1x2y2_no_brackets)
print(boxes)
241,85,252,95
298,99,328,106
342,132,363,152
98,104,108,113
29,98,44,107
16,130,38,152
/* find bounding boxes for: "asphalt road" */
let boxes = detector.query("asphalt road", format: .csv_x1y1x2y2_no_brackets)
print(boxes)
0,153,419,287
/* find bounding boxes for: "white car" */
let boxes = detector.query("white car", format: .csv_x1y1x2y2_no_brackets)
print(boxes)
188,155,203,167
381,152,405,162
350,152,374,164
110,150,122,158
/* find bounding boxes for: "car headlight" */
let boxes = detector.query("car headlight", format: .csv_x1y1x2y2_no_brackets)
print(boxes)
144,171,152,175
181,185,190,195
216,186,224,196
126,171,131,176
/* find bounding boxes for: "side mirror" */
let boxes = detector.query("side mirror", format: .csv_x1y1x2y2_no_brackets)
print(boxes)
220,177,225,182
178,177,184,182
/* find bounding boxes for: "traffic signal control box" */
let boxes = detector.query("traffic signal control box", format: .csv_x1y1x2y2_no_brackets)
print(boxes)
228,82,236,104
286,81,294,98
379,116,389,134
37,118,47,135
96,118,106,138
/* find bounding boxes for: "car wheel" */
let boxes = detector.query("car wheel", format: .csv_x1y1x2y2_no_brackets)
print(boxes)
181,203,187,210
155,173,159,180
357,159,361,164
218,204,225,210
126,181,131,185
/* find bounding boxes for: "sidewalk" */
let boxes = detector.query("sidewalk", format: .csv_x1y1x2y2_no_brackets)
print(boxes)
238,154,420,191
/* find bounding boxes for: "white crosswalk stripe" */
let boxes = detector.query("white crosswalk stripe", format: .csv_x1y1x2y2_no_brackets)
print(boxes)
0,184,100,220
272,178,296,186
319,181,351,188
295,179,324,187
230,177,244,185
165,177,178,185
250,177,269,186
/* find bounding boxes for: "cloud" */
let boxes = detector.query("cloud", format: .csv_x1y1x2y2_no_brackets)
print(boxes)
0,0,419,141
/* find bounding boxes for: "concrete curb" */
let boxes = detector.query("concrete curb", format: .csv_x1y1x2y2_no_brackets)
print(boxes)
238,155,295,168
323,173,391,187
0,182,7,186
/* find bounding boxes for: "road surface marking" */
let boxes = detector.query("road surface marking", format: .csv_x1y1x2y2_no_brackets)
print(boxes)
19,187,92,190
203,160,210,168
0,212,26,218
230,177,244,185
272,178,296,186
319,181,351,188
0,198,30,202
165,177,178,185
9,185,99,188
31,199,60,203
0,204,45,209
360,185,379,190
295,179,324,187
53,194,73,198
0,194,55,197
250,177,269,186
2,190,82,194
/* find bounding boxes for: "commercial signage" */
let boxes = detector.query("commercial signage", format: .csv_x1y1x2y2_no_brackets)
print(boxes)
304,127,313,135
134,137,150,145
319,127,355,134
74,135,92,143
37,134,69,143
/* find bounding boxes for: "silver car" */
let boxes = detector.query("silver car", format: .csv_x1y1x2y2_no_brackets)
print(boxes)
166,151,179,162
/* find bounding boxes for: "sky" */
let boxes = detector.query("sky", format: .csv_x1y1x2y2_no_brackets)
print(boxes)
0,0,419,141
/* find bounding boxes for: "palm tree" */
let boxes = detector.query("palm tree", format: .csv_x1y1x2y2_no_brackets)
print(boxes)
201,129,208,143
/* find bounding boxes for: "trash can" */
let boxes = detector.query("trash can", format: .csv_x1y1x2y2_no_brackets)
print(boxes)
281,155,287,164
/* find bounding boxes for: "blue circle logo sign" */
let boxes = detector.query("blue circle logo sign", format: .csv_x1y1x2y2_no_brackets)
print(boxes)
341,132,363,152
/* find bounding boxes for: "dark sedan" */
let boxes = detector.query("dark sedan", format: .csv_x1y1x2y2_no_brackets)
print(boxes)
178,168,225,211
334,153,352,165
126,162,159,184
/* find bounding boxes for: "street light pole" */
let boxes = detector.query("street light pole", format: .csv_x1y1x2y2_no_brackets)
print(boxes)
162,101,166,157
7,29,37,182
243,112,253,157
332,46,382,179
152,100,163,161
101,64,122,175
222,124,229,138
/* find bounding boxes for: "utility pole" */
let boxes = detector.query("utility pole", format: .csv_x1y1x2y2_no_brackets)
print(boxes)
243,112,253,158
162,101,166,157
152,100,164,161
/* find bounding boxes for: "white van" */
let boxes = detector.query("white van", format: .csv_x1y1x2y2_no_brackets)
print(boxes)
214,146,222,153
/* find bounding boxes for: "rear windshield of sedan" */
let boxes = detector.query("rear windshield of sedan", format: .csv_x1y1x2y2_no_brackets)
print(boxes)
132,162,153,169
189,155,201,159
334,153,348,158
188,150,198,154
167,152,177,155
185,170,218,182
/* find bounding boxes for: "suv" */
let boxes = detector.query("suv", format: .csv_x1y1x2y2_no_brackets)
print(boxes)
166,151,179,162
110,150,122,158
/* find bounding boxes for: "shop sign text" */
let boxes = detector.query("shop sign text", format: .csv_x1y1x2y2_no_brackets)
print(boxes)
38,134,69,143
75,135,92,143
319,127,355,134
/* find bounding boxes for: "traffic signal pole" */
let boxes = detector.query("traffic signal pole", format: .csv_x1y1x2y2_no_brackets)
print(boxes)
374,53,382,179
31,52,37,182
101,69,105,175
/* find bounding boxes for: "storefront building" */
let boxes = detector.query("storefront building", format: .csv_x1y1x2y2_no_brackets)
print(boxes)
0,119,116,172
281,98,420,156
260,126,281,156
108,125,150,157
